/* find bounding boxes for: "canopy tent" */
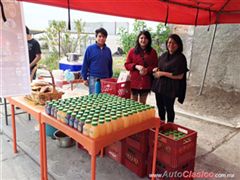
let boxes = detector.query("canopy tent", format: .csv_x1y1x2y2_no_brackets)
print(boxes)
2,0,240,94
18,0,240,25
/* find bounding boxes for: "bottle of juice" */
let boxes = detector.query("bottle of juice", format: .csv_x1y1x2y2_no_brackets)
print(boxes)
131,110,137,126
149,106,156,118
74,114,81,129
50,103,57,117
111,115,118,132
83,120,92,137
116,113,123,130
65,110,72,124
144,107,150,121
128,111,134,127
62,109,68,123
98,119,105,137
69,112,76,127
78,117,86,133
45,101,53,115
122,112,129,128
140,107,146,121
105,117,112,135
56,107,63,121
134,108,139,122
89,122,99,139
53,105,60,118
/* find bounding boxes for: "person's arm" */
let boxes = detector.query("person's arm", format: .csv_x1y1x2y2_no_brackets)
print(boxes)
146,49,158,75
153,71,184,79
30,54,41,68
81,48,90,86
108,49,113,77
81,48,90,81
30,40,41,68
124,49,139,71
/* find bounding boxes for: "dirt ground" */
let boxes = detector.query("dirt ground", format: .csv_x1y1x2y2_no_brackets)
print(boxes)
175,85,240,122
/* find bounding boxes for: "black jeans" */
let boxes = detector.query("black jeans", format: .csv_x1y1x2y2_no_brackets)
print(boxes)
155,93,176,123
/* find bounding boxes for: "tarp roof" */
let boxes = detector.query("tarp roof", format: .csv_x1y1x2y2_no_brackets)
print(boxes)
19,0,240,25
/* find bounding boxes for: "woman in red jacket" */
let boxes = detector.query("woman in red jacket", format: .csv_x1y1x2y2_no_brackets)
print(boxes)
125,30,158,104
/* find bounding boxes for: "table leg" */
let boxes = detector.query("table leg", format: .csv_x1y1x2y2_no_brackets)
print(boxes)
100,148,104,157
41,122,48,180
39,121,44,180
11,104,17,153
91,154,96,180
4,98,8,126
151,127,159,180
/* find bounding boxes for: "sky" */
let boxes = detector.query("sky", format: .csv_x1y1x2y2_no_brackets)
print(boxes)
22,2,159,31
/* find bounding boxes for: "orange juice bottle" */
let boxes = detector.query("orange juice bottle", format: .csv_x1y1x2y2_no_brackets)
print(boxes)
140,107,147,121
111,115,118,132
116,113,123,130
149,106,156,118
127,111,134,127
132,109,139,124
83,120,91,137
56,107,63,121
98,119,105,137
89,122,99,139
122,112,130,128
131,110,137,125
105,117,112,135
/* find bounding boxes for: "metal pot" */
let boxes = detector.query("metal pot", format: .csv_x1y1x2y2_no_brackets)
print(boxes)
54,130,75,148
67,53,80,62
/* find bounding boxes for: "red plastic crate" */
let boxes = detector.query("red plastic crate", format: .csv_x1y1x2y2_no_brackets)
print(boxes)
105,140,124,164
149,123,197,168
147,155,195,180
101,78,131,98
123,144,148,178
125,130,149,153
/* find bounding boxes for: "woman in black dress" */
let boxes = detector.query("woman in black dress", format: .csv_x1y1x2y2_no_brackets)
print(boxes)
152,34,189,123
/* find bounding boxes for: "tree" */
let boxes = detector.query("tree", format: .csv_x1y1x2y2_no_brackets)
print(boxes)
118,20,147,54
42,19,86,56
40,20,86,70
152,24,170,54
118,20,170,55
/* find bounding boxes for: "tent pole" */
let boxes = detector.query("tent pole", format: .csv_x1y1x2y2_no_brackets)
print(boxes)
198,23,218,95
187,26,196,80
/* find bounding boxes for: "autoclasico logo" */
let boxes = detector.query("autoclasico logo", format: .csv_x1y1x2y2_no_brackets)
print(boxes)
149,171,235,179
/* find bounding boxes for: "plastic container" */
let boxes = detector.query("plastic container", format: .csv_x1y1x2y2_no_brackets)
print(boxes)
125,130,149,153
148,123,197,168
59,58,82,72
45,124,57,137
89,121,99,139
105,140,125,164
83,120,92,137
147,155,195,180
101,78,131,99
123,144,147,178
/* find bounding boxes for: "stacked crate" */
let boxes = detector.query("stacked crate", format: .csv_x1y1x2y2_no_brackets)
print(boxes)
101,78,131,99
148,123,197,180
105,140,125,164
123,130,149,177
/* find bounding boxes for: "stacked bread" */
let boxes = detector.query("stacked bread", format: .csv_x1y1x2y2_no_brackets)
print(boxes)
31,80,52,93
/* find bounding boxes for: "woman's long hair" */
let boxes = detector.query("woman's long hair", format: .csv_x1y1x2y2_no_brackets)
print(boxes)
134,30,152,54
